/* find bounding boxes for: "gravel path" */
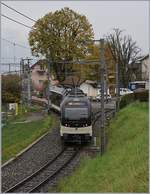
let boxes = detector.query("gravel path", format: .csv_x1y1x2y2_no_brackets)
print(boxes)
2,114,62,192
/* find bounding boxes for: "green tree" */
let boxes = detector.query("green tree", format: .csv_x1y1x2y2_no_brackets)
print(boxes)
2,74,21,103
29,7,94,81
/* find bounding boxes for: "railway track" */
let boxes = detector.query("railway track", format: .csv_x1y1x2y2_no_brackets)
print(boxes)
4,146,79,193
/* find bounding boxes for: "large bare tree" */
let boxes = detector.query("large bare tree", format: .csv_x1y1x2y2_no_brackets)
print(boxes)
105,28,141,87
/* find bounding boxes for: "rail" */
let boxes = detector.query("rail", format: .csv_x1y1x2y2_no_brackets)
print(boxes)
4,147,79,193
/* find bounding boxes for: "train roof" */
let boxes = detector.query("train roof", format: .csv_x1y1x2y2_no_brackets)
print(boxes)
50,85,67,95
68,88,85,96
50,86,86,98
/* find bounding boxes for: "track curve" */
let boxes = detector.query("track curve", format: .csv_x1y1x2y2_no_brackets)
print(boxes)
4,146,79,193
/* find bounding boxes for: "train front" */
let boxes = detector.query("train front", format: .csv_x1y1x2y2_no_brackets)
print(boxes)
60,96,92,143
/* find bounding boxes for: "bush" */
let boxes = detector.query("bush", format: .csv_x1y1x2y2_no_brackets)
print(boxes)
120,90,149,109
119,93,135,109
134,89,149,102
37,92,43,98
2,74,21,103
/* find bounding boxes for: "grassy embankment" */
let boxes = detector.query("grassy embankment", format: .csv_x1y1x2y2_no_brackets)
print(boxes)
57,101,148,193
2,105,56,163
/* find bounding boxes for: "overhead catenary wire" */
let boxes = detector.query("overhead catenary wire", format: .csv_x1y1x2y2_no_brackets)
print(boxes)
1,57,26,60
1,2,36,22
2,70,20,75
44,59,100,65
1,63,20,66
2,38,31,50
1,14,33,29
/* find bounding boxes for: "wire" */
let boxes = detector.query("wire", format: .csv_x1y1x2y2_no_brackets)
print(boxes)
1,57,24,60
2,38,31,49
48,59,100,65
1,2,36,22
1,63,20,66
1,14,33,29
2,70,20,74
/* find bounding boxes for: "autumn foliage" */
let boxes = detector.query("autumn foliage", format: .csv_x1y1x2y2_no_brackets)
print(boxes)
29,7,94,81
2,74,21,103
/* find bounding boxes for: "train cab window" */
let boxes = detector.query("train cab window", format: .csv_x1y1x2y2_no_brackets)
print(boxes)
50,92,63,106
65,107,88,120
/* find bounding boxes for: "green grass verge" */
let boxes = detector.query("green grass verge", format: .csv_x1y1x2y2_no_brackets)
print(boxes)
56,102,148,193
2,114,54,163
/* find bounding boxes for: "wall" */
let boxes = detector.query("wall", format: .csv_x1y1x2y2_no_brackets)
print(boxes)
80,83,98,97
31,64,48,92
142,57,149,80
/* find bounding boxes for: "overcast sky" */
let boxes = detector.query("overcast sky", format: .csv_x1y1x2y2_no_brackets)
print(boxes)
1,1,149,72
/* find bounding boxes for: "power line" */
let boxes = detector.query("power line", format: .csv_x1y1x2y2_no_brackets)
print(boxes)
1,63,20,66
2,38,30,49
1,2,36,22
2,70,20,75
1,57,24,60
48,59,100,65
1,14,33,29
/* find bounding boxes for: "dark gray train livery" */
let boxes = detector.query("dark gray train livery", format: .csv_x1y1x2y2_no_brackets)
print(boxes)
50,86,92,142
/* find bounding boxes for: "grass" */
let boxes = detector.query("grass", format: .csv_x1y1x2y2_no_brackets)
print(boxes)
6,104,44,123
56,101,149,193
2,114,55,163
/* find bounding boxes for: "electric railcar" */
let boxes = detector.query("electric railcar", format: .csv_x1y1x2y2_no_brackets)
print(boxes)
50,85,67,112
60,89,92,142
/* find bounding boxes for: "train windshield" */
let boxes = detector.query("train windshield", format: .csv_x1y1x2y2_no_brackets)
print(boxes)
65,107,88,120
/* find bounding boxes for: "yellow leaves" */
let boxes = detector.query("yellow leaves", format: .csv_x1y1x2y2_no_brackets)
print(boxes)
28,7,94,62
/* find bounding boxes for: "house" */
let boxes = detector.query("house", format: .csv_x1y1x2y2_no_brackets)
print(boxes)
31,60,59,95
128,54,149,81
60,76,99,98
31,60,47,93
80,80,99,98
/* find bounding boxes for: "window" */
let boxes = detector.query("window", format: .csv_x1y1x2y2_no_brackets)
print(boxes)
65,107,88,120
50,92,62,106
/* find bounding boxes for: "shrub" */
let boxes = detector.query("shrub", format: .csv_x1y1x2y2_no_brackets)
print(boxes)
120,90,149,109
119,93,135,109
2,74,21,103
37,92,43,98
134,89,149,102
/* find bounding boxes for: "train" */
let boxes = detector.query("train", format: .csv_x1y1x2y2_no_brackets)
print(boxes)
50,85,67,112
50,86,93,143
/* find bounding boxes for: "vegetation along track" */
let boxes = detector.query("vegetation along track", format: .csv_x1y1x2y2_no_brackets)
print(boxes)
92,109,115,126
4,146,80,193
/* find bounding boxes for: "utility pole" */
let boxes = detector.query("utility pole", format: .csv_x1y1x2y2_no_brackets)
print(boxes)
20,59,23,112
47,59,51,113
104,66,108,102
115,63,120,111
27,58,32,106
20,58,32,107
8,63,11,73
99,38,106,155
13,43,16,64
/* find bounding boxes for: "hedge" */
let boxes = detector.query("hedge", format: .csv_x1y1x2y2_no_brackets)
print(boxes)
134,89,149,102
119,90,149,109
